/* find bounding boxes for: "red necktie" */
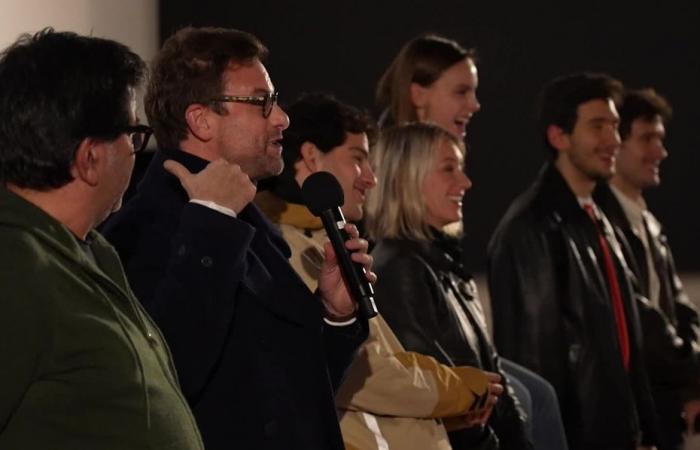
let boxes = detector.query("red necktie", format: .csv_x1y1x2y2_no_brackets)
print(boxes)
582,203,630,371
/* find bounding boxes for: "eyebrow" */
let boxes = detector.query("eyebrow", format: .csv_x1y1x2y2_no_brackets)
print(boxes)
588,116,619,124
251,88,272,95
349,146,369,155
440,155,464,164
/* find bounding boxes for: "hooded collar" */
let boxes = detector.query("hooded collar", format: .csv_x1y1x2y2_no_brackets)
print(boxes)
255,190,323,231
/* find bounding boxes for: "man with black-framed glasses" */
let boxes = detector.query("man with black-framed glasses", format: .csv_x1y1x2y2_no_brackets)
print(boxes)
123,124,154,154
0,29,203,450
103,26,373,450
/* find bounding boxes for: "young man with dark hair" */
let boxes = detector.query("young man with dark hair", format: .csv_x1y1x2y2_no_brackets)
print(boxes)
257,91,378,279
0,29,203,449
102,28,373,450
257,92,501,450
594,88,700,450
488,73,660,449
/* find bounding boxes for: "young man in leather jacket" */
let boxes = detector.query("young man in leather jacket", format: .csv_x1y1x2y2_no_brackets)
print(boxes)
594,88,700,450
488,73,661,450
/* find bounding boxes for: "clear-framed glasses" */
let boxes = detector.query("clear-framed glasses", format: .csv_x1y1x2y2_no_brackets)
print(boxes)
209,91,279,118
122,124,153,154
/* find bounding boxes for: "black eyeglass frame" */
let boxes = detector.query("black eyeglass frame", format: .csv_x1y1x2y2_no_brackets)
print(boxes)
208,91,279,118
121,124,153,154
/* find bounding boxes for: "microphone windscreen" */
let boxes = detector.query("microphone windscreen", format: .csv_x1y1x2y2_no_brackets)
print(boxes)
301,171,344,216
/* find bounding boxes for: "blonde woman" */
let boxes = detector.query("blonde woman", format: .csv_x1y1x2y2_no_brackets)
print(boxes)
366,123,530,450
376,35,568,450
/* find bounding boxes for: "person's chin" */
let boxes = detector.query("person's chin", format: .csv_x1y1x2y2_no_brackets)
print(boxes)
644,176,661,188
592,163,614,180
261,159,284,179
344,207,363,223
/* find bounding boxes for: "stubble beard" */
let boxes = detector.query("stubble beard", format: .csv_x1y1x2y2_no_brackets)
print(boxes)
250,148,284,181
570,148,614,183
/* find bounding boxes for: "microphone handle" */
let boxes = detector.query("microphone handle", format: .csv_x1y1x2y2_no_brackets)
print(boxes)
319,209,378,319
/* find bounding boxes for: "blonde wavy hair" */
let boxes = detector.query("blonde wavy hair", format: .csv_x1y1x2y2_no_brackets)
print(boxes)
365,122,463,241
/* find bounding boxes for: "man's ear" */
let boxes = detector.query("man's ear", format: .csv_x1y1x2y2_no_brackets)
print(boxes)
546,124,570,153
185,103,215,142
299,141,323,173
71,137,102,187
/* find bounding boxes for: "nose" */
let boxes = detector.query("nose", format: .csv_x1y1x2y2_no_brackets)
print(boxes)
470,94,481,114
607,126,621,149
656,142,668,161
460,170,472,191
270,104,290,131
362,162,378,189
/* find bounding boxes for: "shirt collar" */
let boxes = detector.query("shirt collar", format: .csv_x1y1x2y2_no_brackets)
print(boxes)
610,184,647,230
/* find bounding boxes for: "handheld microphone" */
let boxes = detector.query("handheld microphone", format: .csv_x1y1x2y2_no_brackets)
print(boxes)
301,171,378,319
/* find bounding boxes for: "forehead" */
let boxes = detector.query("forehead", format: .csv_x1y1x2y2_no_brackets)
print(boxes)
435,57,478,86
575,98,619,123
221,58,274,94
325,132,369,160
339,132,369,151
435,139,464,161
630,115,665,135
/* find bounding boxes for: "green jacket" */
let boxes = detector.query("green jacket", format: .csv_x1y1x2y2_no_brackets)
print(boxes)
0,188,203,450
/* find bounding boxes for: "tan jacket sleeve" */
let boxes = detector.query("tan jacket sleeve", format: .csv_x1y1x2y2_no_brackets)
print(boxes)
336,314,489,418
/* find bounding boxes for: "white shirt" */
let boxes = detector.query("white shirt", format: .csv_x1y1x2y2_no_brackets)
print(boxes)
610,185,660,308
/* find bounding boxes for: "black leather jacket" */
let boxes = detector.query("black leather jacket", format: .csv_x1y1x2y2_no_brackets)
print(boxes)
487,163,659,449
595,183,700,448
372,235,531,450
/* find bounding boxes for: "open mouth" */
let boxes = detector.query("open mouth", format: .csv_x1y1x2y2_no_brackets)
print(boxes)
269,137,283,150
647,164,660,175
454,118,469,133
447,195,463,205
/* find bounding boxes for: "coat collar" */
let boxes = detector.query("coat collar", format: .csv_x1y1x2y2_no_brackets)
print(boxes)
527,162,604,229
593,182,632,231
534,163,585,218
139,148,292,258
379,234,472,281
137,148,207,206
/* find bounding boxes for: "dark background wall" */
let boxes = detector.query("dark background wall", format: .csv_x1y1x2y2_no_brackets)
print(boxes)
160,1,699,271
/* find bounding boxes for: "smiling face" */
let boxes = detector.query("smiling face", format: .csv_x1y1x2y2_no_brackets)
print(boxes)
615,116,667,195
412,57,480,139
212,59,290,180
554,98,621,193
312,132,376,222
421,138,472,229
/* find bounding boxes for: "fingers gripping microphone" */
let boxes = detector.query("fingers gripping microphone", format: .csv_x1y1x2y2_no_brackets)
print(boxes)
301,171,378,319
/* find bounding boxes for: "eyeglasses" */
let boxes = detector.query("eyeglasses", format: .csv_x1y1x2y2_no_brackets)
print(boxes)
209,91,279,118
122,124,153,154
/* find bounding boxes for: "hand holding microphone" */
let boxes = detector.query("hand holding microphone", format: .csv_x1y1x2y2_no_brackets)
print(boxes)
301,171,378,320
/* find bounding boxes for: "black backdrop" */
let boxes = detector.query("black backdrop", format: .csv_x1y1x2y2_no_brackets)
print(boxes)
160,1,700,271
